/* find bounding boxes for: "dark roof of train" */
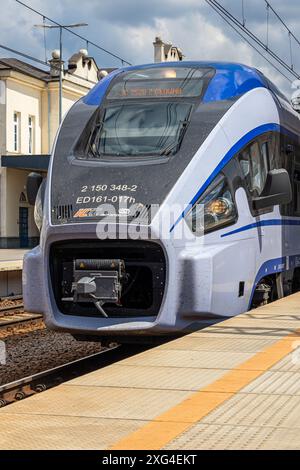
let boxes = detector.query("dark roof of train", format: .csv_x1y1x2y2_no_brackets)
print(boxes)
84,60,289,106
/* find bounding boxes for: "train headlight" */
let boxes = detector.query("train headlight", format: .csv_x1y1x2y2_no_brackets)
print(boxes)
185,177,237,235
207,197,231,216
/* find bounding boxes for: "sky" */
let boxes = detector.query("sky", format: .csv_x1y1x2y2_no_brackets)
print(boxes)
1,0,300,96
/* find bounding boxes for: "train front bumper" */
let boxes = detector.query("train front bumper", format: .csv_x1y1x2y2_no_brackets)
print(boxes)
23,226,240,336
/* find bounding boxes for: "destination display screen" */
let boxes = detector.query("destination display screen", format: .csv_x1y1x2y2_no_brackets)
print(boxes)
107,66,213,99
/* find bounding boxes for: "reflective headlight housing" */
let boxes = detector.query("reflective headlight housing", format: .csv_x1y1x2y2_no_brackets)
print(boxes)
185,176,237,235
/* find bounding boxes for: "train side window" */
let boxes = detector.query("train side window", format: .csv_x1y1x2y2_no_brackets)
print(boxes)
265,134,279,170
250,142,267,195
239,148,251,188
279,135,295,216
239,141,267,196
261,142,270,172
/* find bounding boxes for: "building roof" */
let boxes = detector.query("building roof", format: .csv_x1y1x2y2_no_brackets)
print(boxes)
0,58,50,81
0,57,115,84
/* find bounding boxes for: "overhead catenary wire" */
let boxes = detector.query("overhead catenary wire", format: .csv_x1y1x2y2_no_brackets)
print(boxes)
15,0,132,66
0,43,47,67
207,0,300,79
241,0,245,27
204,0,293,84
289,32,294,70
6,0,296,87
263,0,300,73
266,2,269,50
205,0,300,82
43,16,47,63
264,0,300,49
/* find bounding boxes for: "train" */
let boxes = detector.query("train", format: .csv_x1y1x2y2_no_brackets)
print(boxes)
23,61,300,341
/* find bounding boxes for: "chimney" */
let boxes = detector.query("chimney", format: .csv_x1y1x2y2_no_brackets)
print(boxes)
153,36,184,62
49,50,64,78
153,36,164,63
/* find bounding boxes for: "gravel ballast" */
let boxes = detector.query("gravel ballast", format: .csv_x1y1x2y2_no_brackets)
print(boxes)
0,321,104,385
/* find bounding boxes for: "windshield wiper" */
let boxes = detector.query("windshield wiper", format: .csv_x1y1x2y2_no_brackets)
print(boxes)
159,118,190,156
87,121,104,158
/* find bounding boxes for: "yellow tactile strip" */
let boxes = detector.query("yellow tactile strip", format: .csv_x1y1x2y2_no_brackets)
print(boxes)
110,332,300,450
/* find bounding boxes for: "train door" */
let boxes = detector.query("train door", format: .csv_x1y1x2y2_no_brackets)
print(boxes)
248,139,269,272
238,134,280,305
280,135,300,263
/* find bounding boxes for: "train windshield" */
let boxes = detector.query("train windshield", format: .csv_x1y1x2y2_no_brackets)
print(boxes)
88,102,193,157
84,66,214,159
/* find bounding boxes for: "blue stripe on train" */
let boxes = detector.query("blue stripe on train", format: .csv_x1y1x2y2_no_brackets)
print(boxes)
222,218,300,238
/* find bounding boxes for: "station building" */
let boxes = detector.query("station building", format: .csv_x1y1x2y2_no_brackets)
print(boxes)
0,50,101,248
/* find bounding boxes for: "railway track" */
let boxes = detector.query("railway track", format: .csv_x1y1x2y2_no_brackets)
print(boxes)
0,303,24,313
0,344,120,408
0,312,42,328
0,297,43,329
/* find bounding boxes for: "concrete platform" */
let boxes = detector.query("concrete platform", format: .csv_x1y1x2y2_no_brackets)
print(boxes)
0,249,28,272
0,249,28,297
1,293,300,449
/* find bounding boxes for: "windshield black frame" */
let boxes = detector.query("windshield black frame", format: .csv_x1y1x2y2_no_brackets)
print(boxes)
75,66,215,161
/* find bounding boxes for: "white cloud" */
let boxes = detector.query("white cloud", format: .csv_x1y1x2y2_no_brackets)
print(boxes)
1,0,297,97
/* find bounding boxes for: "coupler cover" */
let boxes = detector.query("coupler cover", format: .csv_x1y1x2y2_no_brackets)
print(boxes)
72,259,125,305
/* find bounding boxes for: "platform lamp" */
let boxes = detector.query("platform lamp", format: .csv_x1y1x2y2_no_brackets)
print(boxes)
34,22,88,123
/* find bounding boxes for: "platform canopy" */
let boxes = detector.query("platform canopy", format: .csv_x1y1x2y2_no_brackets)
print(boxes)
1,155,50,172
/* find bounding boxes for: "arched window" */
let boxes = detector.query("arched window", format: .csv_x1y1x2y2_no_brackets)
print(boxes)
19,192,27,203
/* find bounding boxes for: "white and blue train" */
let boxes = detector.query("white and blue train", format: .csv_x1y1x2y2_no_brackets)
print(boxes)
23,61,299,340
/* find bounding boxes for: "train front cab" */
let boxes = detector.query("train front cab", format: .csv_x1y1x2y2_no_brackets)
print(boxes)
23,62,300,338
